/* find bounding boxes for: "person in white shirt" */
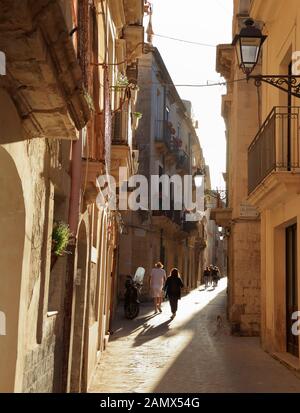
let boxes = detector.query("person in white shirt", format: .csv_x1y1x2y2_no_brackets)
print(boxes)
149,262,166,313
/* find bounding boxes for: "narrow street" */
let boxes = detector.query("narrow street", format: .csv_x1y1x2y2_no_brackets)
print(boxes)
89,279,300,393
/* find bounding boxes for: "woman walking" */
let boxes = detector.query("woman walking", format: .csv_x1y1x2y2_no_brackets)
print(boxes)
149,262,166,313
164,268,184,319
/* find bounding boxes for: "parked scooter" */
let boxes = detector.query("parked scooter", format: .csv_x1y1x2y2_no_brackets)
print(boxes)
124,267,145,319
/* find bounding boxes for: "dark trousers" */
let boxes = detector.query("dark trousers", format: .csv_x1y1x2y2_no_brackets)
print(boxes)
169,296,178,314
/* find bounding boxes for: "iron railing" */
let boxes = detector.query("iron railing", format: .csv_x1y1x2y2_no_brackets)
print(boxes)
112,110,129,144
155,120,176,152
176,149,190,172
205,189,228,209
248,106,300,194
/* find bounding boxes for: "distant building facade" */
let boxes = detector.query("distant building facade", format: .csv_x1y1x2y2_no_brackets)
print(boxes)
0,0,145,393
118,48,211,296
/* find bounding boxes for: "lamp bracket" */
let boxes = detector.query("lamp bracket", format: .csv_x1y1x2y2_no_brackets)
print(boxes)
249,75,300,98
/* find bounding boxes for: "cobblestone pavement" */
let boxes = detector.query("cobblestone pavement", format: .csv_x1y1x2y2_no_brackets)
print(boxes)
89,278,300,393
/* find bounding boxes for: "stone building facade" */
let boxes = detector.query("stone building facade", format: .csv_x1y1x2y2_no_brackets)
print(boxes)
0,0,145,393
118,48,210,297
246,0,300,368
214,0,261,336
216,0,300,371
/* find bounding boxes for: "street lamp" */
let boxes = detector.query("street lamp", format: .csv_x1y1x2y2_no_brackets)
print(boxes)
232,18,267,76
232,18,300,98
193,168,205,188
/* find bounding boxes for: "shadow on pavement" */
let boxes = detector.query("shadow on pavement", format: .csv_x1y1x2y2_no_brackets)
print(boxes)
89,279,300,393
151,290,300,393
132,318,173,347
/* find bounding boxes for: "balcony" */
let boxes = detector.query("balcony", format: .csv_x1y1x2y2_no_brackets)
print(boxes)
209,190,232,227
123,24,144,64
182,221,199,235
154,120,176,154
152,209,182,224
82,160,105,205
112,110,130,145
152,209,184,235
111,110,135,181
176,149,190,173
0,1,91,141
123,0,144,25
248,107,300,209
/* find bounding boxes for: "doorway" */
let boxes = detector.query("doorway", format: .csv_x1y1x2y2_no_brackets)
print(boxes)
0,147,25,392
69,220,88,392
286,223,299,357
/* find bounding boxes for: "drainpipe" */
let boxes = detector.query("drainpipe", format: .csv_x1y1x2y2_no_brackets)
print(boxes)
61,131,83,392
68,135,83,235
61,0,89,391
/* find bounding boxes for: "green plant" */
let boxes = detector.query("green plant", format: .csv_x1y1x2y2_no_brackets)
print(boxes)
83,89,95,112
113,74,129,91
52,222,72,256
133,111,143,119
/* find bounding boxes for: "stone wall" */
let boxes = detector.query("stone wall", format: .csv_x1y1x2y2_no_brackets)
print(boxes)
230,221,261,336
23,316,57,393
0,87,71,391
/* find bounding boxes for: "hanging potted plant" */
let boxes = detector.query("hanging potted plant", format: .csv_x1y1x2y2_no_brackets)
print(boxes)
51,221,72,270
132,111,143,129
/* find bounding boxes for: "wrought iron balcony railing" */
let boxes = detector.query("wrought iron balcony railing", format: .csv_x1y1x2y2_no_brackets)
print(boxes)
176,149,190,172
248,106,300,194
155,120,176,152
205,189,228,209
112,110,129,145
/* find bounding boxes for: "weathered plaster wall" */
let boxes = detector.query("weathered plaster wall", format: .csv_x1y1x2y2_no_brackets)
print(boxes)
0,88,70,392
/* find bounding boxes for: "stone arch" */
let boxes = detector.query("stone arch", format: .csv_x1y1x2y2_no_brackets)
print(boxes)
0,146,25,392
0,89,22,143
69,218,88,392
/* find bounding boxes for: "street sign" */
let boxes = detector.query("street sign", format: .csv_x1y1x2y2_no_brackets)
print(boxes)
240,203,259,218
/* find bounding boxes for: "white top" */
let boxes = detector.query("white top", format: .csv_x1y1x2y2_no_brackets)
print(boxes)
150,268,166,289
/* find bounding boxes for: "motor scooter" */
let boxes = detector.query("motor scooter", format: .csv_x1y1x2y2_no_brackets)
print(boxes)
124,267,145,319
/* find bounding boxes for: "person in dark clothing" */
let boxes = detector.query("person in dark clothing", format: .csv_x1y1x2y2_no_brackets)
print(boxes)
203,266,211,289
212,266,220,287
163,268,184,319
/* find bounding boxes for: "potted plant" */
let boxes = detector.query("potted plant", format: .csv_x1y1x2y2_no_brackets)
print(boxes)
114,74,129,91
132,111,143,129
51,221,72,270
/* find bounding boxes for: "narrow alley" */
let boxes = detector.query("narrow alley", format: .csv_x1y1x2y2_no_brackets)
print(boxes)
89,279,300,393
3,0,300,398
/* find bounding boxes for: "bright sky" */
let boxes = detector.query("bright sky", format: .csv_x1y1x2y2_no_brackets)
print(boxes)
149,0,233,188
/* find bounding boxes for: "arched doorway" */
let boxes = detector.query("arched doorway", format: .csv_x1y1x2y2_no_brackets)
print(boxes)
69,219,88,392
0,147,25,392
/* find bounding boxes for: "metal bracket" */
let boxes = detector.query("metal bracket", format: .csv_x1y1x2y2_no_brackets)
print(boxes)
249,75,300,98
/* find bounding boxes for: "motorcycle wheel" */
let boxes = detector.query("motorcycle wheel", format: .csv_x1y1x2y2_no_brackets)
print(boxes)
124,302,139,319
